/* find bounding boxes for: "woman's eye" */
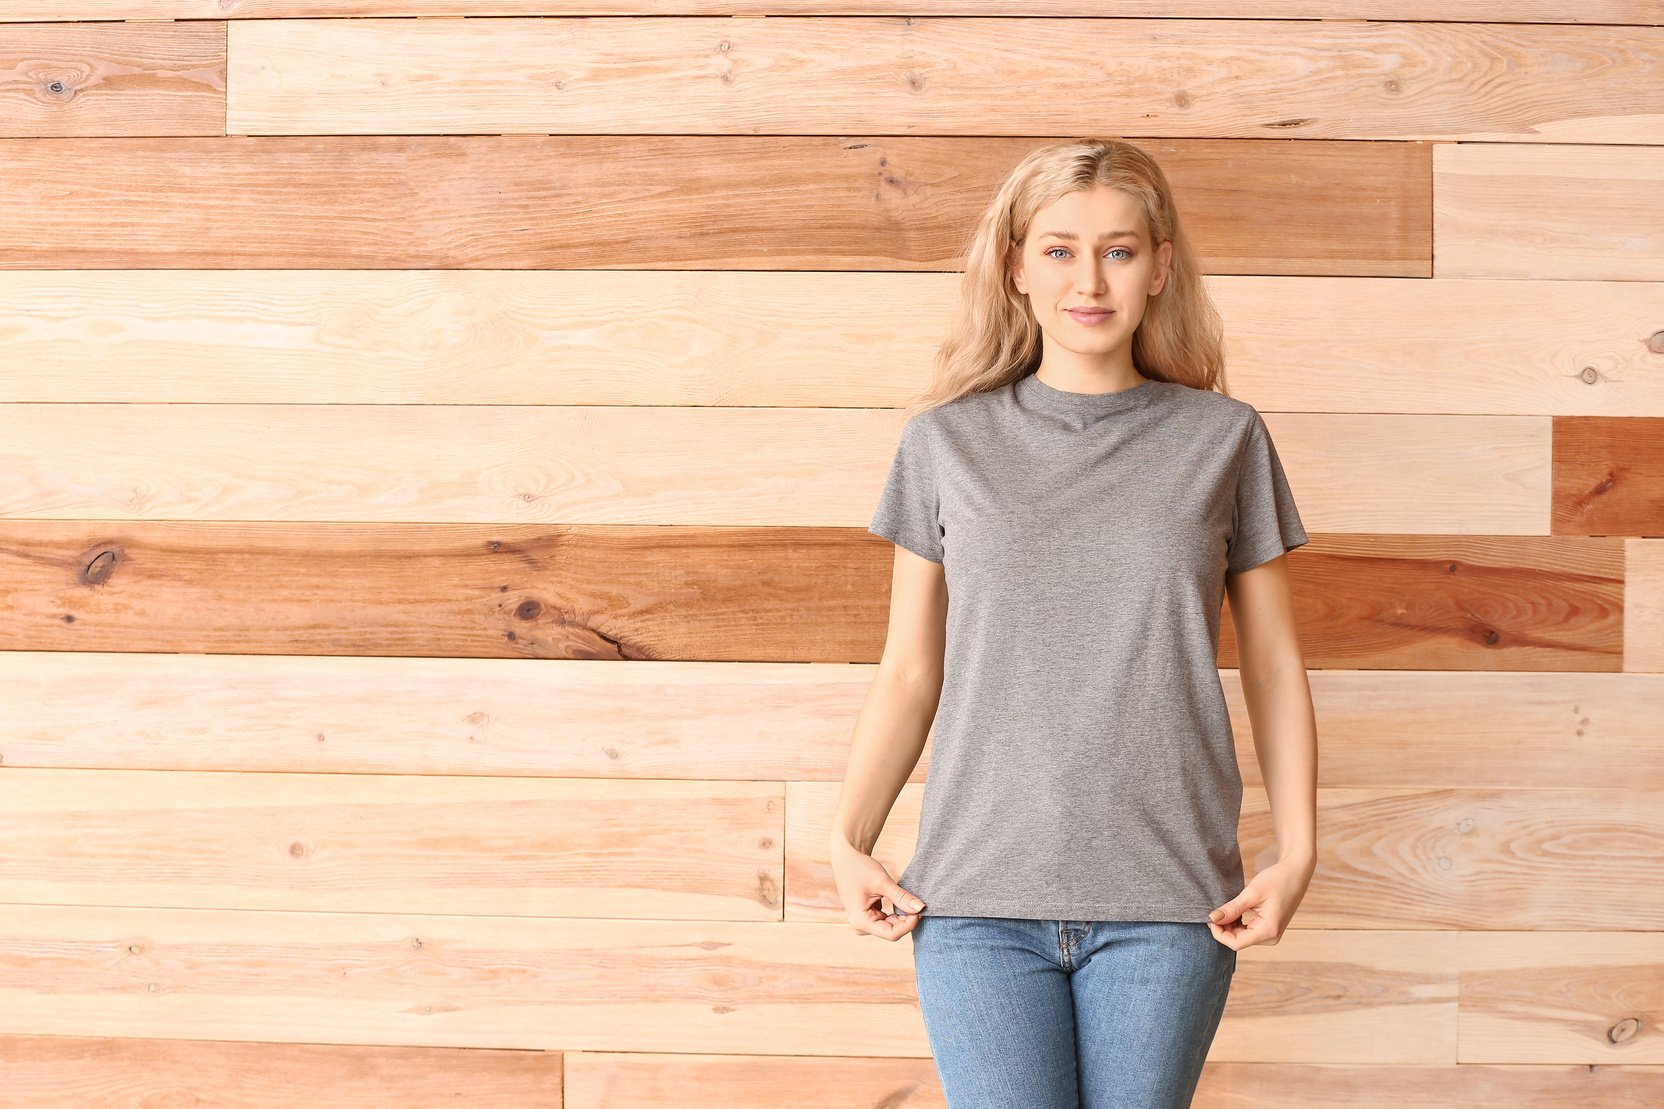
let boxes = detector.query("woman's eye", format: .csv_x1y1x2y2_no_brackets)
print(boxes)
1045,247,1133,260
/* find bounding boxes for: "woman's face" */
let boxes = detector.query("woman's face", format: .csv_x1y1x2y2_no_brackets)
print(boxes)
1008,186,1173,362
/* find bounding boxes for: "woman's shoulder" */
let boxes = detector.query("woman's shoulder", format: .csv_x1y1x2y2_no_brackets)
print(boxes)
1161,379,1253,413
904,383,1010,433
1159,381,1262,436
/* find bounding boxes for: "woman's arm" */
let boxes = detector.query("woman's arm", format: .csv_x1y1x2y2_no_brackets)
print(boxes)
827,545,948,938
1229,552,1317,869
1209,552,1318,947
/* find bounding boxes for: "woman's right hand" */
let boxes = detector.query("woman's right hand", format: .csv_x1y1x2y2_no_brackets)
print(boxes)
829,838,926,940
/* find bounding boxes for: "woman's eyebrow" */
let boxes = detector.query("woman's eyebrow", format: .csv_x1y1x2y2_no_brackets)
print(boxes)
1037,230,1139,241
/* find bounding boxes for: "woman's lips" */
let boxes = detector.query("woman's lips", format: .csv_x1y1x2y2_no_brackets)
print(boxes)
1066,308,1114,326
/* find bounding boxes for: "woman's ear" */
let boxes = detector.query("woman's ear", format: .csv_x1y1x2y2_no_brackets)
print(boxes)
1151,239,1174,295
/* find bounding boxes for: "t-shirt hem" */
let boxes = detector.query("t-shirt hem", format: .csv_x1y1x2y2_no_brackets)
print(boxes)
1228,533,1309,575
868,523,944,563
910,898,1221,923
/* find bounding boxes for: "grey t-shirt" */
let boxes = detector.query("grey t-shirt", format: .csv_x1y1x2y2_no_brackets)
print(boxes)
868,371,1308,921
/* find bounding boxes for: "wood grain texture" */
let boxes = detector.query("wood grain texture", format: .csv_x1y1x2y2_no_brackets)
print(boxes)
0,904,926,1056
0,406,1539,532
0,902,1454,1061
224,18,1664,143
565,1051,948,1109
0,135,1428,273
6,2,1663,25
1219,535,1622,671
3,271,1660,415
5,653,1661,787
1459,932,1664,1064
0,521,895,661
0,653,883,778
0,404,921,525
0,1033,562,1108
1553,417,1664,537
1626,538,1664,672
1434,143,1664,281
0,525,1623,667
4,1036,1657,1109
0,22,224,137
1218,277,1664,417
0,768,783,920
0,269,957,407
565,1053,1664,1109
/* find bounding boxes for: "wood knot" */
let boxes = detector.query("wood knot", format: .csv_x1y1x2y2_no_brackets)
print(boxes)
81,548,120,586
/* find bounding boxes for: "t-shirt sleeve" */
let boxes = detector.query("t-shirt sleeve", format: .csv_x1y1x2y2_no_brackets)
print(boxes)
868,415,945,563
1227,410,1309,574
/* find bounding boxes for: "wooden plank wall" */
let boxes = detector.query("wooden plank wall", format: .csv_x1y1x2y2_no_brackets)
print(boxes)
1,4,1662,1106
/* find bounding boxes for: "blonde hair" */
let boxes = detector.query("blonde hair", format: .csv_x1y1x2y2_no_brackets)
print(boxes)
901,138,1228,420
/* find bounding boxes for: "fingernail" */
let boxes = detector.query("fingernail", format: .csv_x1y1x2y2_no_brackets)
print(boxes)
910,900,925,911
1208,910,1222,922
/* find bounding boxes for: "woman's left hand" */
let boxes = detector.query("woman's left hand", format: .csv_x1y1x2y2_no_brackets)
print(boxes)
1205,857,1315,950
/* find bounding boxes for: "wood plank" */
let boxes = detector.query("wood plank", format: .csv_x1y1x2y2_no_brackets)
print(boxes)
565,1052,1664,1109
1434,143,1664,281
0,768,783,921
1192,1062,1664,1107
5,3,1662,25
0,521,898,662
0,1033,561,1108
5,1036,1655,1109
1216,276,1664,417
5,654,1661,788
0,653,884,778
1224,669,1664,791
0,903,1450,1060
1220,535,1621,671
0,525,1622,668
1553,417,1664,537
1626,539,1664,673
4,271,1660,416
565,1051,947,1109
0,404,925,524
0,135,1428,274
1273,788,1664,931
0,406,1536,533
0,904,926,1055
225,18,1664,144
0,22,224,137
791,782,1664,931
1459,931,1664,1063
0,269,961,407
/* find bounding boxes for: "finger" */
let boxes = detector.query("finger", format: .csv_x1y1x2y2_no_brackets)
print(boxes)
1205,918,1241,949
885,910,921,939
862,906,917,938
1207,915,1256,948
873,916,901,939
1214,911,1275,946
1209,899,1252,926
892,890,926,914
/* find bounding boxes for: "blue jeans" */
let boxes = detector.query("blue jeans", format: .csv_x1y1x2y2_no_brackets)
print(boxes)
910,915,1236,1109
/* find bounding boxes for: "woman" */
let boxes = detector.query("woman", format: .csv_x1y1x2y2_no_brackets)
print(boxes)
827,138,1319,1108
